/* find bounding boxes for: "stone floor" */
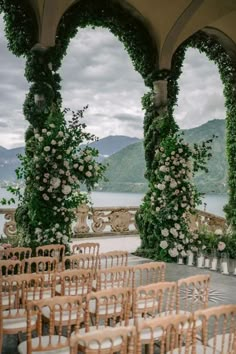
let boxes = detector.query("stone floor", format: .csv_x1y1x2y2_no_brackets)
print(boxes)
2,254,236,353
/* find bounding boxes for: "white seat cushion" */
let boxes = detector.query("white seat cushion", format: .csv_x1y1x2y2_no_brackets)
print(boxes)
77,326,123,350
89,299,122,315
157,310,202,329
18,335,69,354
208,333,235,353
3,309,37,330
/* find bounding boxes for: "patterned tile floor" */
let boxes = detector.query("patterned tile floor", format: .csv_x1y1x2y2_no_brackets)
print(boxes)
2,254,236,353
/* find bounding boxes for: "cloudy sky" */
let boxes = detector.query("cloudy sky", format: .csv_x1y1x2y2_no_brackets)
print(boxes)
0,15,225,149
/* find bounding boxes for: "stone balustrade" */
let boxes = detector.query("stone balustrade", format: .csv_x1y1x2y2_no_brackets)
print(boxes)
0,205,227,239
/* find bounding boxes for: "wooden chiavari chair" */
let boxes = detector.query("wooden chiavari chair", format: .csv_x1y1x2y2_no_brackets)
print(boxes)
18,295,83,354
84,287,132,332
176,274,210,314
0,273,50,353
193,304,236,354
62,254,97,274
94,265,133,291
36,244,65,261
5,247,32,260
72,242,100,257
55,268,93,297
0,259,22,277
98,251,128,269
132,262,166,289
136,313,193,354
70,325,136,354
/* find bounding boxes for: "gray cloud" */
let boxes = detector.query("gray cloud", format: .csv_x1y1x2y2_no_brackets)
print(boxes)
0,19,225,149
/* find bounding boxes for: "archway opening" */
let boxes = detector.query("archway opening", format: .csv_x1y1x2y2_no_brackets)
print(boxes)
174,47,227,216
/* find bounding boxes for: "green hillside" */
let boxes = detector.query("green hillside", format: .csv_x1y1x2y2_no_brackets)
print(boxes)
101,119,227,194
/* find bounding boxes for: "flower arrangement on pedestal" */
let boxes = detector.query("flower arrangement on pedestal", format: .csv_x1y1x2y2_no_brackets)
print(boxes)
4,107,106,251
136,132,214,262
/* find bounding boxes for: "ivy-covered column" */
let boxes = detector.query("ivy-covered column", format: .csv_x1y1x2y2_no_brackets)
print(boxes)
15,49,62,250
136,68,212,261
136,71,178,256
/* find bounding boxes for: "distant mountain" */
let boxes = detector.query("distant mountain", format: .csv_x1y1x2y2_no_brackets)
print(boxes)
0,121,228,194
0,136,140,183
100,119,227,194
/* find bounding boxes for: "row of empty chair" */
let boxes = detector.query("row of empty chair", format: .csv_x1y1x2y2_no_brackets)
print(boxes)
1,274,235,353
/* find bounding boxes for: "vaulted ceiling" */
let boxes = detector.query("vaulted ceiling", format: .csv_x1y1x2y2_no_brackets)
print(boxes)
27,0,236,68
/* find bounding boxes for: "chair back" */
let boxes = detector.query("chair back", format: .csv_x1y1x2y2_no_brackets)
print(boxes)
57,269,93,297
177,274,210,313
36,244,65,261
72,242,100,257
70,325,136,354
132,262,166,288
98,251,128,269
22,256,58,274
62,254,97,273
136,313,193,354
85,287,132,330
0,259,22,276
4,247,32,260
133,281,177,322
193,304,236,354
25,295,83,354
96,266,133,291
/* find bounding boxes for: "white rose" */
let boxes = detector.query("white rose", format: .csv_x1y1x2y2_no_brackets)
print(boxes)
57,155,62,160
169,248,179,258
49,124,55,128
160,240,168,249
174,223,181,230
47,132,51,136
156,207,160,212
161,228,169,237
42,129,47,133
44,146,50,152
79,165,84,172
170,228,178,237
58,131,64,137
58,141,63,146
157,183,165,191
159,165,167,172
84,155,92,162
62,185,72,195
50,177,61,189
42,193,49,201
73,163,78,168
51,140,57,145
85,171,92,177
38,137,43,142
35,133,40,139
170,180,177,189
88,165,93,170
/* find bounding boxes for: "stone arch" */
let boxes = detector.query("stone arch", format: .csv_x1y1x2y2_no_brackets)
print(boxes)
54,0,157,82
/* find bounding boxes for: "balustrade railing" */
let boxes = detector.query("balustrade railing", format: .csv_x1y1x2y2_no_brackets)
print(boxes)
0,205,226,239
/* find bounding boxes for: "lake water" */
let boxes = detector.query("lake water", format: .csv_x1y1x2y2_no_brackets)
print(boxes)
0,188,228,235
